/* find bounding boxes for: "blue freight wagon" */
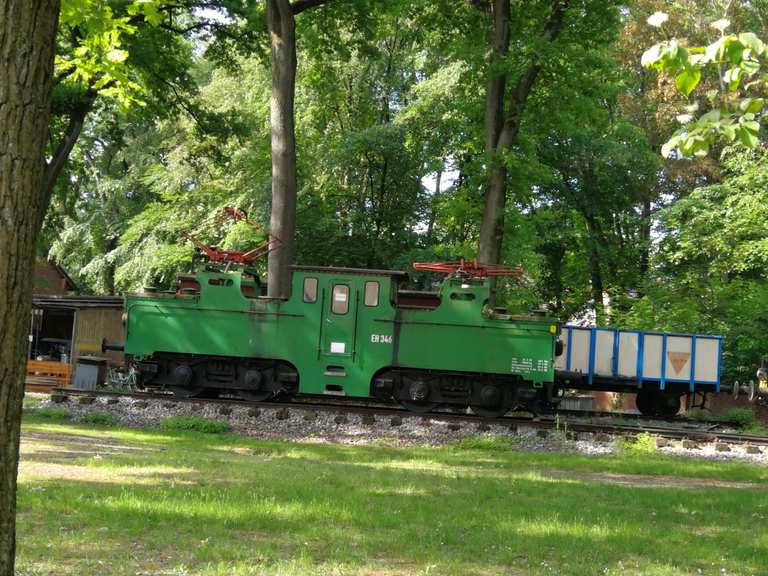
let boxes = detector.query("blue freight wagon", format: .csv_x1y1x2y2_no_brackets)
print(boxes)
555,326,723,416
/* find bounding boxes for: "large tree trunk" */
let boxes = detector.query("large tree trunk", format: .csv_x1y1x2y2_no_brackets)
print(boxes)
476,0,510,267
266,0,299,298
476,0,570,305
0,2,61,574
265,0,332,298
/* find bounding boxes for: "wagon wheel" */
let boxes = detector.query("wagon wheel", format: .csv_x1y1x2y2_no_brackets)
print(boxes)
635,390,655,417
657,394,682,417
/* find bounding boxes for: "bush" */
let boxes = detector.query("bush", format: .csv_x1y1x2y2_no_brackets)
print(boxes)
619,432,656,454
33,407,71,421
160,416,231,434
78,411,119,426
719,408,757,430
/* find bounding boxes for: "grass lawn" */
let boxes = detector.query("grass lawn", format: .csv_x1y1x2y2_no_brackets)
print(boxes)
15,414,768,576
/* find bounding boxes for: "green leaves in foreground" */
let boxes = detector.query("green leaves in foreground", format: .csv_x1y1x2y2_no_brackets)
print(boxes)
642,14,766,157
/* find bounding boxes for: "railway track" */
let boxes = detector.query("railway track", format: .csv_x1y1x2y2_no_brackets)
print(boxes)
45,387,768,448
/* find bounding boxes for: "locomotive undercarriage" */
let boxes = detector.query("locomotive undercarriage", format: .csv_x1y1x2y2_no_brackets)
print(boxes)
131,353,559,417
133,353,298,401
372,368,560,417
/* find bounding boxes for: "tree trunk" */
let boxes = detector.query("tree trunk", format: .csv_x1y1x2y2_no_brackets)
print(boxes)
0,2,60,574
265,0,333,298
476,0,570,305
266,0,299,298
476,0,510,267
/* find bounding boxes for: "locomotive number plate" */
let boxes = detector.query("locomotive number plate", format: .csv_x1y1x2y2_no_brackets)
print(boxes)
371,334,392,344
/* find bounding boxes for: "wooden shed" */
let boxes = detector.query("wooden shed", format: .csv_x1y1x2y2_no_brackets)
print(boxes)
26,295,124,391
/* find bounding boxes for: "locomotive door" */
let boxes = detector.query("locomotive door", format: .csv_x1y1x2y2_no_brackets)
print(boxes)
321,279,359,361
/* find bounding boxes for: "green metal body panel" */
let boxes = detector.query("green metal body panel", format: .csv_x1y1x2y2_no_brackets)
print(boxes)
124,267,559,396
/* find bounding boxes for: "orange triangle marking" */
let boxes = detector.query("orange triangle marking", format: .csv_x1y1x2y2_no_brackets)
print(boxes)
667,351,690,374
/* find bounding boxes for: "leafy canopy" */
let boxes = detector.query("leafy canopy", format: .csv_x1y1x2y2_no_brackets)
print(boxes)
642,12,766,157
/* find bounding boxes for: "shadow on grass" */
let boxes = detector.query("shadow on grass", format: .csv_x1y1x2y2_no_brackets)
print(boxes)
16,448,768,576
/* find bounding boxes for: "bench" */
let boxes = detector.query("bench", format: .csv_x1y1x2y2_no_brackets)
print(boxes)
25,360,73,392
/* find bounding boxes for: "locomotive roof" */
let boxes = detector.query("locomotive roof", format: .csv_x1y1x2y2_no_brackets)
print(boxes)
291,265,408,279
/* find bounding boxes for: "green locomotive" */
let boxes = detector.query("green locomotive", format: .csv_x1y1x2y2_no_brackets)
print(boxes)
124,264,561,417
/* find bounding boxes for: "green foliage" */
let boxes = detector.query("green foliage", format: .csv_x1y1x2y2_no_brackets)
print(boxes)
613,147,768,381
78,410,120,426
619,432,657,454
719,408,758,430
160,416,232,434
642,13,767,157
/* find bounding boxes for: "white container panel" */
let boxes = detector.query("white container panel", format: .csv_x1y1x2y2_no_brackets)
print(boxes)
665,336,692,380
617,332,639,378
594,330,615,377
642,334,663,379
569,328,591,373
694,338,719,382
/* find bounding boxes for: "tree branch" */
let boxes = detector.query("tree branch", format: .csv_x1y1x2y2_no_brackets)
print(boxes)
41,90,98,221
497,0,570,148
290,0,332,15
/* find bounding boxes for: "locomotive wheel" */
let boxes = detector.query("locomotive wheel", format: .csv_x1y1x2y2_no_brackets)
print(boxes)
470,404,509,418
400,400,439,414
399,377,437,413
238,369,272,402
168,386,204,399
238,389,273,402
470,384,509,418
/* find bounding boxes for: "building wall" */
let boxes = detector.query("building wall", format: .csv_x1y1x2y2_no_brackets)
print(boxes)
72,308,125,366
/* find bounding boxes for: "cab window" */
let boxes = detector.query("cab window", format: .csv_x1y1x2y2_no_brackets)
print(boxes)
364,281,379,307
331,284,349,314
303,277,318,303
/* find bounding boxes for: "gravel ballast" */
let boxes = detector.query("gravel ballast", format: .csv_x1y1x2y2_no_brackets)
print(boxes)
32,395,768,464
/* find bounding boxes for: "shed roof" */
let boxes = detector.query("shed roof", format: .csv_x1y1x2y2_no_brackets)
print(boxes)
32,295,123,310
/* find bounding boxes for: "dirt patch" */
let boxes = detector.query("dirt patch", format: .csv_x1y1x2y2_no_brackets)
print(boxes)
543,469,759,490
19,430,193,485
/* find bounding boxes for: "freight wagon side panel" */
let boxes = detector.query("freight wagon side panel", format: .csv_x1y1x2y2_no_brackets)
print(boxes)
555,326,722,392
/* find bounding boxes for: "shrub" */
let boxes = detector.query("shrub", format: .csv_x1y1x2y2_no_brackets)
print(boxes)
160,416,231,434
619,432,656,454
719,408,757,430
33,407,71,421
79,411,119,426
